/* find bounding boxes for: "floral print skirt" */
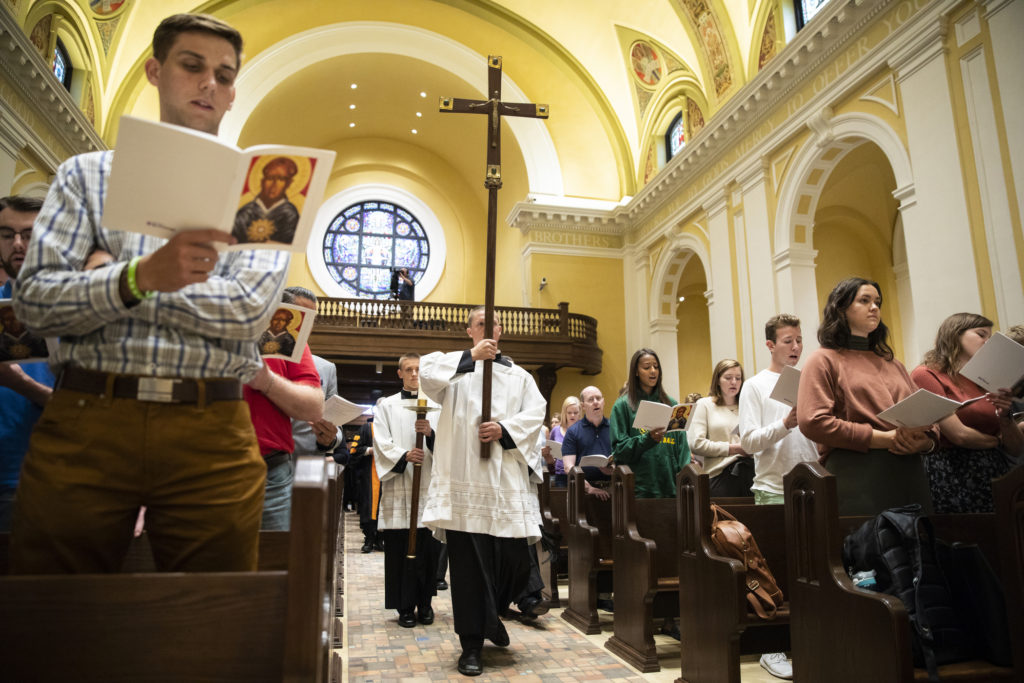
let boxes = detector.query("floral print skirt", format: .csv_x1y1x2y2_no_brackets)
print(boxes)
924,446,1013,514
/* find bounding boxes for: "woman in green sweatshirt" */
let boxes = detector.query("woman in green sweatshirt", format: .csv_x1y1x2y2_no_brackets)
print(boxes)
610,348,691,498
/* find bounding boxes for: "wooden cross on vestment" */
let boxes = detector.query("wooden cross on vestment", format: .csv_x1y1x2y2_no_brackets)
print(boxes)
439,55,549,459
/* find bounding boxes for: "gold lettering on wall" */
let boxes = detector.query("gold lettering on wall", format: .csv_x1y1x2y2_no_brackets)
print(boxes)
530,231,622,249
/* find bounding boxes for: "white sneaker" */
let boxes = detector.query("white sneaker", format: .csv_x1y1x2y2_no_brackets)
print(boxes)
759,652,793,680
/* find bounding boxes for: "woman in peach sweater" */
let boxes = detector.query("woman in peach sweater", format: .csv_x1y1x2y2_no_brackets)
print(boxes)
797,277,937,515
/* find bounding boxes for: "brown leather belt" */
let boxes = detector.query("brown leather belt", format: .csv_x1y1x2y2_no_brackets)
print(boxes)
56,366,242,404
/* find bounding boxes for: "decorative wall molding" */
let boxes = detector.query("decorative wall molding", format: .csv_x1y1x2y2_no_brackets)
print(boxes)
0,6,104,161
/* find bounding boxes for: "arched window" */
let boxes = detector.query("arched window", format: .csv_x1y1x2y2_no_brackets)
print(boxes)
795,0,830,30
665,111,685,161
53,39,72,91
321,201,430,300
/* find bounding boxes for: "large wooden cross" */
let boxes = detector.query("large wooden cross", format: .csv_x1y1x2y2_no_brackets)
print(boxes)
439,55,549,459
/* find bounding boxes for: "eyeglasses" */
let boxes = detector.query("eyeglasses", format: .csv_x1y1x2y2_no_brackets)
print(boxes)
0,228,32,243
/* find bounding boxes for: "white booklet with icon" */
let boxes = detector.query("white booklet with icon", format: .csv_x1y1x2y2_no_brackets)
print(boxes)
960,332,1024,396
258,303,315,363
103,116,336,252
545,440,563,460
631,400,694,432
769,365,801,407
578,454,613,468
876,389,986,428
0,299,50,364
323,395,367,426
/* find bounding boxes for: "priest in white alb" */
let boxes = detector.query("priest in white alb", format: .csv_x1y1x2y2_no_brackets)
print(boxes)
418,307,546,677
372,352,442,629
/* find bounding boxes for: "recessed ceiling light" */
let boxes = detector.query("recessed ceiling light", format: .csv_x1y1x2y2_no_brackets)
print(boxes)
416,112,422,117
349,122,355,128
419,91,427,98
350,83,358,89
411,129,418,134
678,296,686,302
349,104,356,110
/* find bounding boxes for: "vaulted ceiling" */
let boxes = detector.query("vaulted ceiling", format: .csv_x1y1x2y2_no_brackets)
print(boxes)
18,0,795,204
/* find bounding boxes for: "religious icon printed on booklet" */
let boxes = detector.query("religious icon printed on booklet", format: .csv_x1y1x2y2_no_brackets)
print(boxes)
631,400,694,433
259,303,315,363
0,300,50,364
103,116,335,252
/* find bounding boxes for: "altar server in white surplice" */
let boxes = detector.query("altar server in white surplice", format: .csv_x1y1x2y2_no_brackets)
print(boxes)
373,352,443,629
418,307,545,677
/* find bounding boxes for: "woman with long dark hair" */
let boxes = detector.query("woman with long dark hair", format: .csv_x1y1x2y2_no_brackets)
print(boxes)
797,277,937,515
609,348,691,498
911,313,1021,512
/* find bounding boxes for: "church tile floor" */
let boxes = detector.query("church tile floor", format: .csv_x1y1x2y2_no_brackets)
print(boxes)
337,510,780,682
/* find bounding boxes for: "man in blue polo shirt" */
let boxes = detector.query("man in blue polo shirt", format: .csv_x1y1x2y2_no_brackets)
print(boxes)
561,385,611,500
0,195,53,531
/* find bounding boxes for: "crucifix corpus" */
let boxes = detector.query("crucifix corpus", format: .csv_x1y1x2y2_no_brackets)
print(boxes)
439,55,549,459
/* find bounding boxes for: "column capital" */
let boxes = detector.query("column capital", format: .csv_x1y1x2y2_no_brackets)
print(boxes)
648,316,679,336
773,245,818,271
701,189,729,219
888,15,948,82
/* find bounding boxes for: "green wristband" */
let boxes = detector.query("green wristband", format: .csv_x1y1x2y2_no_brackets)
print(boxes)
127,256,155,300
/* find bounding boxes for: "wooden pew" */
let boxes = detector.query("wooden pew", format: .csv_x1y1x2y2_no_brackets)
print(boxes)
784,461,1021,682
538,470,569,606
604,465,680,673
0,456,331,683
562,465,614,635
676,463,789,683
324,461,344,679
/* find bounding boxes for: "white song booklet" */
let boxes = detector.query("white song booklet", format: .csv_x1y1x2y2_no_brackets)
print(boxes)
631,400,694,432
103,116,335,252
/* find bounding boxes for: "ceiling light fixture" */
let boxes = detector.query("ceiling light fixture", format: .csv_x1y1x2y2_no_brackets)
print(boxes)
416,112,422,117
349,104,356,110
349,122,355,128
411,129,418,134
678,296,686,302
350,83,358,89
419,91,427,97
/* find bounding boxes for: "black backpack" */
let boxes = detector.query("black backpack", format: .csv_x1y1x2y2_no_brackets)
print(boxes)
842,505,1011,681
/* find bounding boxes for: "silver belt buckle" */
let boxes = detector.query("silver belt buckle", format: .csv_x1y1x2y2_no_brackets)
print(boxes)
137,377,179,403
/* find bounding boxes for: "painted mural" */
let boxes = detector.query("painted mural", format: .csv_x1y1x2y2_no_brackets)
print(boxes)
677,0,733,97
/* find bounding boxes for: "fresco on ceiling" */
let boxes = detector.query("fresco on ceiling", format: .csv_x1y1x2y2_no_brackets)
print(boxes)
686,97,705,138
96,14,123,53
631,41,663,87
677,0,733,97
28,15,52,61
635,85,653,118
82,80,95,125
90,0,125,16
643,139,657,185
758,9,778,71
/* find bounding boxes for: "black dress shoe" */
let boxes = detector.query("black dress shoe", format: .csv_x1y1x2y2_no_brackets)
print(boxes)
361,540,373,553
417,606,434,625
516,595,549,619
398,610,416,628
373,538,385,551
457,649,482,676
435,579,448,591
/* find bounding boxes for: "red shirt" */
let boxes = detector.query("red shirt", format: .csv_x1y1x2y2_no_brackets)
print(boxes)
911,365,999,446
243,344,321,457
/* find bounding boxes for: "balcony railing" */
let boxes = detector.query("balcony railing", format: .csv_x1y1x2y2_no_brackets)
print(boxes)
310,298,601,375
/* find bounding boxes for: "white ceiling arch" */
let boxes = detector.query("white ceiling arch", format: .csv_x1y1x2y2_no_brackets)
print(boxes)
222,20,564,196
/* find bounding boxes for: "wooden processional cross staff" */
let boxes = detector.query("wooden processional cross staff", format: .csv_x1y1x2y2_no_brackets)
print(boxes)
439,55,549,459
